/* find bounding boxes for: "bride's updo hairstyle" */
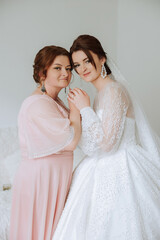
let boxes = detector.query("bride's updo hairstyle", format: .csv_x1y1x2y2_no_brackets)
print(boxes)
33,46,72,83
70,34,111,75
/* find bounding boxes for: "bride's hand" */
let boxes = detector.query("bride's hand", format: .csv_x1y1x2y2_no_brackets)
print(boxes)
67,88,90,111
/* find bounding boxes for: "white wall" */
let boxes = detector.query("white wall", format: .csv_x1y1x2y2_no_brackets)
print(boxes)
116,0,160,134
0,0,118,127
0,0,159,139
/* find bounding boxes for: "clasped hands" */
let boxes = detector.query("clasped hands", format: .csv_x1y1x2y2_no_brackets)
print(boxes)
67,88,90,111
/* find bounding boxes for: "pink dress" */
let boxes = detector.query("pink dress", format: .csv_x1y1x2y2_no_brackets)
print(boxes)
9,95,74,240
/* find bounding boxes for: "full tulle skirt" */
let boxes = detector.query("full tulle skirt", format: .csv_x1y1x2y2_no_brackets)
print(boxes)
53,144,160,240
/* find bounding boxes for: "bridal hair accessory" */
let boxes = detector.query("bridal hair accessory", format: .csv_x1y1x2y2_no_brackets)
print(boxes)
101,64,107,79
41,81,46,94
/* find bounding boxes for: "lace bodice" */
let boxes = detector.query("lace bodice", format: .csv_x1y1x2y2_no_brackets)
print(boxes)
79,81,135,156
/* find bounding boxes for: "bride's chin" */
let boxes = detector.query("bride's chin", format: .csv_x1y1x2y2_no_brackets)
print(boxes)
83,76,95,82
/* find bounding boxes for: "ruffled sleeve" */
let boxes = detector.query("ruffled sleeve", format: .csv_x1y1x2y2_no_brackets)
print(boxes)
79,84,129,156
24,96,74,159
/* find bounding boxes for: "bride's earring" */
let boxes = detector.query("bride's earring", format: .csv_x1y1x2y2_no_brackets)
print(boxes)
101,64,107,79
41,80,46,94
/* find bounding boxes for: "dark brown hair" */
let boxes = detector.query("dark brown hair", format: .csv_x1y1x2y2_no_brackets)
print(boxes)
70,34,111,74
33,46,72,83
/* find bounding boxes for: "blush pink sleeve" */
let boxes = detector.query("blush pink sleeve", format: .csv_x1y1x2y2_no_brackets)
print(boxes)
24,97,74,159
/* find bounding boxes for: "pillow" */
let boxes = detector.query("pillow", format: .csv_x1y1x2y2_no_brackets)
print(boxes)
0,127,20,191
0,160,10,191
0,126,19,161
0,150,21,191
4,150,21,184
0,190,12,240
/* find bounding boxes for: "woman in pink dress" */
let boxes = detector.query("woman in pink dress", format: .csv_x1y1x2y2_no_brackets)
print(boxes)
9,46,81,240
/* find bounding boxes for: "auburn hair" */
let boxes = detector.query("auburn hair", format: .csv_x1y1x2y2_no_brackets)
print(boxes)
33,45,72,83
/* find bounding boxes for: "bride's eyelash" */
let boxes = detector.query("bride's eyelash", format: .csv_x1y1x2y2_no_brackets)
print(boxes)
74,64,80,69
74,60,90,69
66,67,72,71
85,59,91,63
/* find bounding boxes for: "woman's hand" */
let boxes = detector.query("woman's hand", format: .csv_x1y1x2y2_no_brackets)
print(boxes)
68,98,79,111
67,88,90,111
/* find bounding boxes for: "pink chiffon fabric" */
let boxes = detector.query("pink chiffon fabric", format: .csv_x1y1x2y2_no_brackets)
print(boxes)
9,95,74,240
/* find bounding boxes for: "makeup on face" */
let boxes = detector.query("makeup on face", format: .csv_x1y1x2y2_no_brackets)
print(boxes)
45,56,72,88
72,50,103,82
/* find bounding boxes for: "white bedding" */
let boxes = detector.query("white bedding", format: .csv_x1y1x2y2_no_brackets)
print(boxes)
0,190,12,240
0,127,21,240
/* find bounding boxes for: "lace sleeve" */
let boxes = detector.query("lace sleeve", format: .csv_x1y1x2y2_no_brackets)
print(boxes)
79,85,129,156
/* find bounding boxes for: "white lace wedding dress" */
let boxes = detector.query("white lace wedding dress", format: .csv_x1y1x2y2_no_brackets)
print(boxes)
53,81,160,240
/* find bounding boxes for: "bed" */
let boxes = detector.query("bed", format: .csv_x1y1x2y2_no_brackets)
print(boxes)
0,127,21,240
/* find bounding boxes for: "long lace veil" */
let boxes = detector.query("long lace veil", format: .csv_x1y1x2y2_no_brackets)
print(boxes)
107,55,160,163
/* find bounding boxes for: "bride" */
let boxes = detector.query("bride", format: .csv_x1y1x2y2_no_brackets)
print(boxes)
53,35,160,240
